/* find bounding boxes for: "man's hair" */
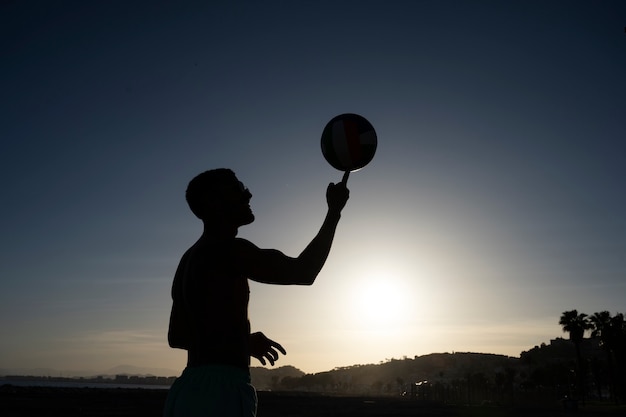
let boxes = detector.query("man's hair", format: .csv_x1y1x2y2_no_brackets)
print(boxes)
186,168,237,219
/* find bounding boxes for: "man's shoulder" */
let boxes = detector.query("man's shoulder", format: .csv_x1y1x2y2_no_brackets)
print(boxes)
232,237,258,251
190,237,259,259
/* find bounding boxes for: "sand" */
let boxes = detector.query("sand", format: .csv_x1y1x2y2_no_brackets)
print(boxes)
1,385,623,416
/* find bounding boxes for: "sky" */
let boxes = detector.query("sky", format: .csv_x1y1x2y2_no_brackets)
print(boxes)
1,1,625,376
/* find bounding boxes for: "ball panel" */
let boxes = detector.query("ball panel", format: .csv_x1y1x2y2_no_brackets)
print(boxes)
342,118,363,166
321,125,342,170
331,119,355,169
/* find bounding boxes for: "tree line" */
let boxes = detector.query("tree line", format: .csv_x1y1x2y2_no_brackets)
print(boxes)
254,310,626,407
559,309,626,404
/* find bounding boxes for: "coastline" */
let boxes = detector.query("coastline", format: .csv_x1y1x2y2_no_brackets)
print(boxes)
1,378,170,390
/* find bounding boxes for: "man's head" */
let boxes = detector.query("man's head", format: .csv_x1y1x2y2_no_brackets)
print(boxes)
186,169,254,226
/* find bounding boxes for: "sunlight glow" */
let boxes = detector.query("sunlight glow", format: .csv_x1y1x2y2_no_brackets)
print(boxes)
349,268,415,327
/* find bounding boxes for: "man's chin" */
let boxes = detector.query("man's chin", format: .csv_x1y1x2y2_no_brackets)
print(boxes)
241,213,255,226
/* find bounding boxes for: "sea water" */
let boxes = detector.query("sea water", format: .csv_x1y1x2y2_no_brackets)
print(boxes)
0,378,170,390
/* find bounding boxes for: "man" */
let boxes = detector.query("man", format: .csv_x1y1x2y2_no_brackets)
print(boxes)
164,168,349,416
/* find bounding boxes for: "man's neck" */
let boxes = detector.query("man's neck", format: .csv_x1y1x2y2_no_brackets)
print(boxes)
202,221,238,239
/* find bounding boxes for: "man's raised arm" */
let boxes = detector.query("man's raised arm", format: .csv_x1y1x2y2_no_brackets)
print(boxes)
236,180,349,285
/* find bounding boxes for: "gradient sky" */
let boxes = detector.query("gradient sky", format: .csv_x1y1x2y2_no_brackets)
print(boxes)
1,1,625,376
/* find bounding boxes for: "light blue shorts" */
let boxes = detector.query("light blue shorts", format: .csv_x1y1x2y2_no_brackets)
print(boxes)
164,365,257,417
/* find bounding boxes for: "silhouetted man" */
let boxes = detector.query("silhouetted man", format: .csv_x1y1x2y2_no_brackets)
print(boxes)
164,168,349,417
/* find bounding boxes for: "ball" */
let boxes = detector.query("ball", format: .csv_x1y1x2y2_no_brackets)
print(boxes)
321,113,377,172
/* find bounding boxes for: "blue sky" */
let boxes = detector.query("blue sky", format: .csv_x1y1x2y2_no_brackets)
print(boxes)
1,1,625,375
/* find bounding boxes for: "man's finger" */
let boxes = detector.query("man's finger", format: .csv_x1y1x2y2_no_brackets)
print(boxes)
271,341,287,355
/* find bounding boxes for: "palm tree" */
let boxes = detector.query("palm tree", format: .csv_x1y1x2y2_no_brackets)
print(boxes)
559,310,592,403
589,311,615,401
590,311,625,403
613,314,626,402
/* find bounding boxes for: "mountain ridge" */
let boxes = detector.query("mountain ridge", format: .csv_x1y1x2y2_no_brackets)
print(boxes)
1,351,515,379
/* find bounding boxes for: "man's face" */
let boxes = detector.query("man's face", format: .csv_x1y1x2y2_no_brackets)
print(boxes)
219,179,254,226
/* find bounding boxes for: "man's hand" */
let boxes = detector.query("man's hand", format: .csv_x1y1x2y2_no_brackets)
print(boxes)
250,332,286,366
326,180,349,214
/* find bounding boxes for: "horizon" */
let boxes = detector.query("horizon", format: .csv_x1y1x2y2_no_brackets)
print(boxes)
0,336,579,378
2,1,625,377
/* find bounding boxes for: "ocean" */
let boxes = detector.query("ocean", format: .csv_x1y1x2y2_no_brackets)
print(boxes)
0,378,170,390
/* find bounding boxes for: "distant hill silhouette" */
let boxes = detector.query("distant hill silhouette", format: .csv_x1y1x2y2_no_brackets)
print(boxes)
250,365,305,390
260,352,518,395
252,340,602,398
3,338,598,397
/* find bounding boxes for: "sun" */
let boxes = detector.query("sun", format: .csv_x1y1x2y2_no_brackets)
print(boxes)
350,271,414,327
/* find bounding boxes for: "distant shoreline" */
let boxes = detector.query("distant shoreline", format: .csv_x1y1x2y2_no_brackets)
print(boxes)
0,378,171,390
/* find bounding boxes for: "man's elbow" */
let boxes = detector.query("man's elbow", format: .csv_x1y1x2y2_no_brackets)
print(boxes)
297,271,318,286
288,265,321,285
301,276,316,286
299,269,320,285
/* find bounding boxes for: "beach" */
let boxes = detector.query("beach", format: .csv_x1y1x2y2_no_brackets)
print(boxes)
2,385,624,417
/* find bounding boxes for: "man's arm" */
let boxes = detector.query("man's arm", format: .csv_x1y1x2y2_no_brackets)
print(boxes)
235,180,349,285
